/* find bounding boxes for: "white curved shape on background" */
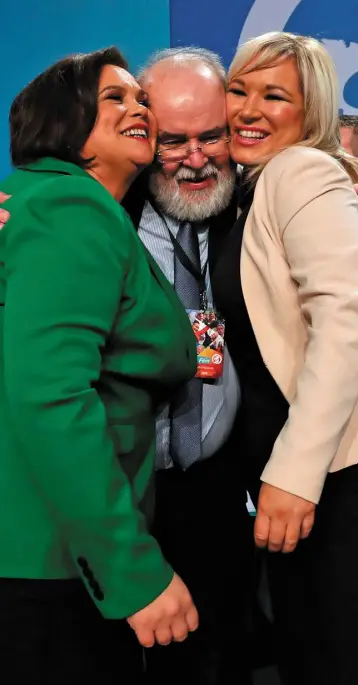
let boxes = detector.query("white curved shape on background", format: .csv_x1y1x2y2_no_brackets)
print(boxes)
322,40,358,114
239,0,301,43
238,0,358,113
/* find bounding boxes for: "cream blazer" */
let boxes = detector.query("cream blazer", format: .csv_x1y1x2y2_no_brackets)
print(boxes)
241,146,358,503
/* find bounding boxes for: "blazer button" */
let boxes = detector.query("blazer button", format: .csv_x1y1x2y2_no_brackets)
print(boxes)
77,556,88,570
93,586,104,602
89,578,104,602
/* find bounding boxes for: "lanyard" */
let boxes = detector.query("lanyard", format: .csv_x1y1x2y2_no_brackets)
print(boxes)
167,229,208,297
148,197,209,305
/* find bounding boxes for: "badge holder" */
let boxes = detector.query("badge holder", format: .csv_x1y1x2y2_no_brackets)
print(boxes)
187,291,226,380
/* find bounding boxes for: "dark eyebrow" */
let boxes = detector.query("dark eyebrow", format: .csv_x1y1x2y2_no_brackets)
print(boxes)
198,126,226,139
99,85,124,95
158,126,226,144
157,130,187,143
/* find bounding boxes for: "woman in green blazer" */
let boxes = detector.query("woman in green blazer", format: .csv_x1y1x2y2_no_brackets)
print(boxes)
0,47,197,682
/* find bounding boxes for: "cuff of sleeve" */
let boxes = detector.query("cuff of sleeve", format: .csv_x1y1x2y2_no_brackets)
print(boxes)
91,559,174,620
261,454,325,505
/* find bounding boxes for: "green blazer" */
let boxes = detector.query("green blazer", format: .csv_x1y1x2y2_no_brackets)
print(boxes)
0,158,196,619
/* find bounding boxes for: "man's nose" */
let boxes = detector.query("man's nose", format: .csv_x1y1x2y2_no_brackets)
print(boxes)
183,148,208,169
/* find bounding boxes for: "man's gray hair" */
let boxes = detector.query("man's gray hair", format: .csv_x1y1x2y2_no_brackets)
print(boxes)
137,46,226,86
339,114,358,130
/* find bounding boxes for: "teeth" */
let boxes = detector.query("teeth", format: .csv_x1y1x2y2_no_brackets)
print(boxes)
122,128,148,138
239,130,267,139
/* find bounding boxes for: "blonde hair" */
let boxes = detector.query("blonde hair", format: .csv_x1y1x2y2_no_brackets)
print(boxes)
228,31,358,182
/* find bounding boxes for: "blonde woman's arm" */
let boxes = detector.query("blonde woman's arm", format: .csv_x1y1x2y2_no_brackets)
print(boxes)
255,147,358,553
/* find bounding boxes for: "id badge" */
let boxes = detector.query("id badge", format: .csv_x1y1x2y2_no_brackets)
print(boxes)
187,309,225,379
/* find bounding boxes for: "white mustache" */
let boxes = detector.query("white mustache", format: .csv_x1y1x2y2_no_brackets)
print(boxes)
174,163,219,183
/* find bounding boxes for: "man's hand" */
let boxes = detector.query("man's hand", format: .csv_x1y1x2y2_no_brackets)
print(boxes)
126,572,199,648
0,192,11,229
254,482,316,554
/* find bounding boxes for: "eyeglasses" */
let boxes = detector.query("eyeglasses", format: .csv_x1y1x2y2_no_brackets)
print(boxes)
156,135,231,164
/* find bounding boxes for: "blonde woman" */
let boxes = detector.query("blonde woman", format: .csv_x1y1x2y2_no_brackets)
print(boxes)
212,32,358,684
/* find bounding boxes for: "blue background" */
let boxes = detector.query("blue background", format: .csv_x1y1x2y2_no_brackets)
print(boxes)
170,0,254,67
0,0,170,178
1,0,357,178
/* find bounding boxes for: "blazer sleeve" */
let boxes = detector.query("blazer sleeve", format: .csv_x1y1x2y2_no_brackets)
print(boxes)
261,147,358,503
3,175,173,618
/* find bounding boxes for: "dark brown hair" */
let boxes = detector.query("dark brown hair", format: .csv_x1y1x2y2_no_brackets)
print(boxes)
10,46,128,168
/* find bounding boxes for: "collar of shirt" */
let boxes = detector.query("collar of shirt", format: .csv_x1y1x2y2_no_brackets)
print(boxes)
138,201,209,288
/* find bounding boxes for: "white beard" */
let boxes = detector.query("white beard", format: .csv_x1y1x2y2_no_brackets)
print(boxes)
148,163,237,222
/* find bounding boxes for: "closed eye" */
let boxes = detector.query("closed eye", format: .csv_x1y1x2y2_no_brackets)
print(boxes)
159,139,186,148
228,88,246,97
265,94,285,101
107,94,123,102
200,135,221,143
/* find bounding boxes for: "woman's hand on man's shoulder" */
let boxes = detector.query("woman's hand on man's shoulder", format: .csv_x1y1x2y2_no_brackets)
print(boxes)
0,192,11,229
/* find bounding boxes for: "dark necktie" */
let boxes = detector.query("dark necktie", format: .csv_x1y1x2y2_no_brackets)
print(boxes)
170,222,202,468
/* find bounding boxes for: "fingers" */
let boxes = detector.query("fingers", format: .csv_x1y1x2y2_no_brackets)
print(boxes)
185,604,199,633
255,512,300,553
282,519,300,554
255,484,316,555
155,625,173,646
127,573,198,649
128,620,155,649
169,616,189,643
254,511,270,548
0,209,10,230
128,608,198,648
300,510,315,539
135,613,196,648
0,193,11,230
267,519,287,552
155,607,198,645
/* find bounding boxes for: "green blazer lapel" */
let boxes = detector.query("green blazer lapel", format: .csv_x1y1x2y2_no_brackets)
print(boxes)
18,159,190,322
143,245,192,319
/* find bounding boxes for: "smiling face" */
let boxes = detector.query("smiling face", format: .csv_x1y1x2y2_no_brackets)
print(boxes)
142,62,236,222
82,65,156,193
227,56,305,166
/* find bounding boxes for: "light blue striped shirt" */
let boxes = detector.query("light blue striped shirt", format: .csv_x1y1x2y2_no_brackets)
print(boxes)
138,200,241,469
